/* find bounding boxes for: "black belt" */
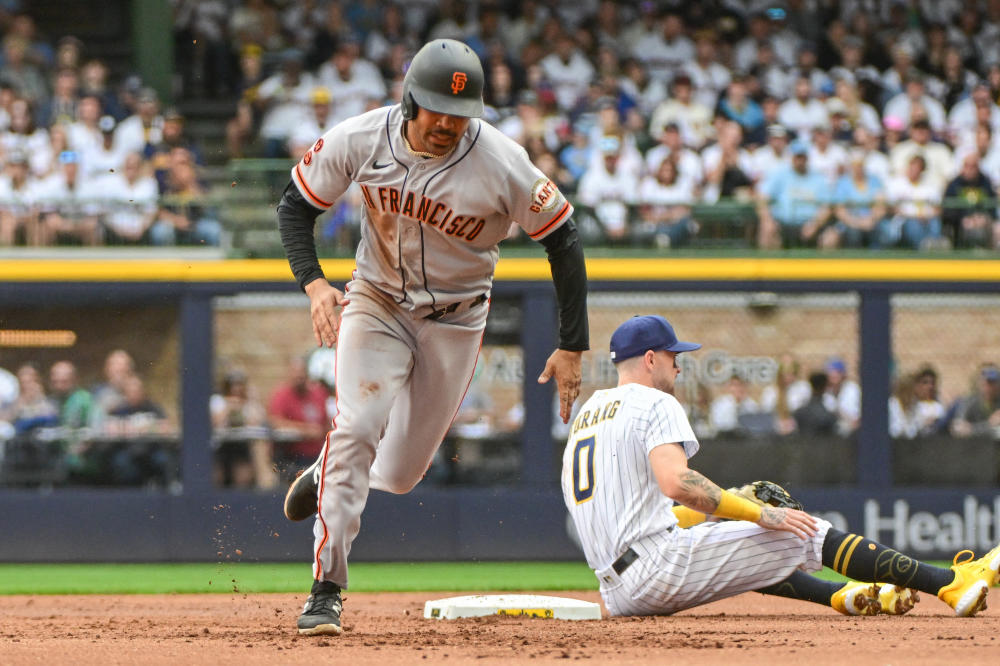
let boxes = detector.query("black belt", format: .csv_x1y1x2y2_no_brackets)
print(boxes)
612,547,638,575
424,293,488,320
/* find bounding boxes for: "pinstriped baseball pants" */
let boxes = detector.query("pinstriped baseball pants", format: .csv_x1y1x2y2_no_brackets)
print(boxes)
311,279,488,587
596,518,832,616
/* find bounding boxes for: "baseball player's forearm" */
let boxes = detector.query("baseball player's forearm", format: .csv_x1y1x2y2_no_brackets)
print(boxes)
540,219,589,351
277,180,327,292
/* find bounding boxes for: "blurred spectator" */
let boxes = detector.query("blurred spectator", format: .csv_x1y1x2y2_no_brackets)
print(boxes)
806,125,847,185
950,364,1000,438
644,122,703,191
255,48,315,158
618,55,667,120
267,354,330,476
788,41,833,97
701,120,753,204
883,73,947,134
91,349,136,417
152,147,221,246
760,353,812,436
831,149,889,249
794,371,838,436
833,78,882,137
539,30,594,112
935,46,981,113
306,2,355,69
113,87,163,157
104,374,174,487
1,97,52,177
363,3,415,75
33,150,102,246
211,369,275,489
79,59,125,121
822,357,861,437
228,0,285,56
888,365,945,439
682,31,730,112
41,67,79,129
99,152,159,245
316,36,386,126
144,107,203,193
734,10,798,73
942,152,999,249
749,124,790,187
853,126,891,184
0,356,17,421
0,35,48,111
287,86,334,158
67,94,103,158
888,118,954,189
632,10,693,84
885,154,945,250
575,134,639,242
5,362,58,438
716,74,765,140
948,81,1000,149
648,73,712,150
49,360,95,430
637,156,697,249
79,115,125,181
171,0,232,98
709,374,760,437
0,150,35,245
756,140,831,249
48,359,97,477
956,123,1000,186
777,75,829,142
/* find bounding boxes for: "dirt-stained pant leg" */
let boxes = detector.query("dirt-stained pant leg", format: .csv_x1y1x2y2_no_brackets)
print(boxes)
312,284,416,587
312,282,487,588
369,303,487,494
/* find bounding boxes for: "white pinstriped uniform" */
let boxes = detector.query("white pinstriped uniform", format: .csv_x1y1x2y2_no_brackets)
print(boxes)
561,383,831,616
293,104,574,588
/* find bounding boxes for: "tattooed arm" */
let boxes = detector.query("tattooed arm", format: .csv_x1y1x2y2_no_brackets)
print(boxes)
649,443,818,539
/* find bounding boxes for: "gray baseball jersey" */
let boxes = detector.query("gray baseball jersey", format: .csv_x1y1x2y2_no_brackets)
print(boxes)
294,104,574,588
562,383,831,616
292,104,573,313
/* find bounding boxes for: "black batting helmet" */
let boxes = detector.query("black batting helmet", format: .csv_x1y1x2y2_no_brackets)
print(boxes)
401,39,484,120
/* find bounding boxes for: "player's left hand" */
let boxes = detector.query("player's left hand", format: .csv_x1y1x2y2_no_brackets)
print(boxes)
757,506,818,540
538,349,583,424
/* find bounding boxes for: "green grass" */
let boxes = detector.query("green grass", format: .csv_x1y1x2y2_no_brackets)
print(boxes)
0,562,947,595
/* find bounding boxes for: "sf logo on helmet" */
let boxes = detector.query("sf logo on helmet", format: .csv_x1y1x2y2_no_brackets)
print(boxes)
451,72,467,94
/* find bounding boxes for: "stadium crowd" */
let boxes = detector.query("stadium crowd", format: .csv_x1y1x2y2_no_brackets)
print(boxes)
4,2,1000,249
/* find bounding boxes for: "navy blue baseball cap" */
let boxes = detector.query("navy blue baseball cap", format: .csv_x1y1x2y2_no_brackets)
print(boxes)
609,315,701,363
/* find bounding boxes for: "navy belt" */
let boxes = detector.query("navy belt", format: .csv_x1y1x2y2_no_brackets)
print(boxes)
612,547,638,575
425,293,488,320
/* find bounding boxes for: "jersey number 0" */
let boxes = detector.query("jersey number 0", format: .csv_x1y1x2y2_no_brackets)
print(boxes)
572,435,596,503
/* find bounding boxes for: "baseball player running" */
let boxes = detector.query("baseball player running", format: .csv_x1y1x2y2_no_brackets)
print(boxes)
562,315,1000,618
277,39,589,635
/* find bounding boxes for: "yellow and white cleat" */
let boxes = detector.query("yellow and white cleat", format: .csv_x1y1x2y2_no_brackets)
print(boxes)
831,582,881,616
877,585,919,615
937,544,1000,617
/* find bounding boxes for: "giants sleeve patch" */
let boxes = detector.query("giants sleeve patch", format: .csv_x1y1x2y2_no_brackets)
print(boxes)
529,178,560,214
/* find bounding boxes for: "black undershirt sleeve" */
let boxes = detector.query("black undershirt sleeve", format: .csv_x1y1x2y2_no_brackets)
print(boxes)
538,218,589,352
277,180,328,292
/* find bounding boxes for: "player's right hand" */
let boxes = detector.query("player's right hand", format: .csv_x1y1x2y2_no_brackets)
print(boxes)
757,506,817,540
305,279,349,347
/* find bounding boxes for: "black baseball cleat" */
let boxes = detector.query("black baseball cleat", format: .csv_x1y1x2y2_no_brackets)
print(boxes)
297,580,343,635
284,459,320,521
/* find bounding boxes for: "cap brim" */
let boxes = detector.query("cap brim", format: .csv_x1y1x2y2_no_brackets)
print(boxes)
667,341,701,352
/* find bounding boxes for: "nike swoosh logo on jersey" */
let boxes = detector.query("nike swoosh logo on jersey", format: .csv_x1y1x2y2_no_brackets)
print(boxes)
373,161,392,169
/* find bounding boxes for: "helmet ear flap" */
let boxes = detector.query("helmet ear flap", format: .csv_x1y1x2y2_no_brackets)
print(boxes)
402,92,418,120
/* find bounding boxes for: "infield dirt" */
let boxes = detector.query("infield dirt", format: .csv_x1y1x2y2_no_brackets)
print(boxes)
2,590,997,665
